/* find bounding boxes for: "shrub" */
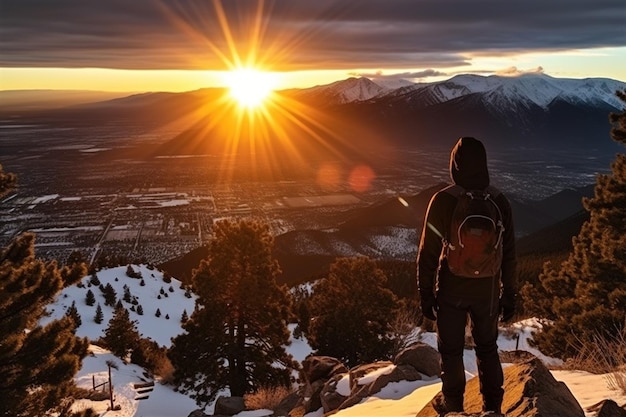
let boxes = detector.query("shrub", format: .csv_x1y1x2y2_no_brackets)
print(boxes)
244,385,293,411
562,329,626,395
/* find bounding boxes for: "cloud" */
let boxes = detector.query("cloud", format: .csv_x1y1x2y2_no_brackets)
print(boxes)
495,66,545,76
352,69,449,81
0,0,624,70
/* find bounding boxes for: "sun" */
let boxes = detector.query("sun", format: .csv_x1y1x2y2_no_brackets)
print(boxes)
224,68,278,109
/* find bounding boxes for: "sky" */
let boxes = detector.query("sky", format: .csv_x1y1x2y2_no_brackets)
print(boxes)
1,0,625,92
45,265,626,417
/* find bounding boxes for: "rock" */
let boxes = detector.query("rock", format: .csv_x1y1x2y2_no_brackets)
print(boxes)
587,399,626,417
348,361,393,391
416,357,585,417
320,373,349,413
302,379,325,414
302,356,348,383
214,396,246,416
187,410,209,417
394,343,441,377
368,364,423,396
273,391,300,417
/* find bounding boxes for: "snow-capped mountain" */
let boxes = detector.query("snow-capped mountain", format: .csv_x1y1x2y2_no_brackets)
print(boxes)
281,73,624,150
286,76,391,104
371,73,624,110
283,73,624,111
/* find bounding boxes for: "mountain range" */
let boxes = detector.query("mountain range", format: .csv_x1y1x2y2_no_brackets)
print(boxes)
282,74,624,151
3,73,623,154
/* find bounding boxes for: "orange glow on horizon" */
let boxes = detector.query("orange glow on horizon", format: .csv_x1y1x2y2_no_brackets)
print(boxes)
133,0,383,187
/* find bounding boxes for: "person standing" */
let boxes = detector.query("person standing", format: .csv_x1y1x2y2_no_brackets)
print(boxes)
417,136,517,416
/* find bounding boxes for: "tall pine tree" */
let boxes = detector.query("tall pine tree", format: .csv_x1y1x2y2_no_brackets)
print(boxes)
532,89,626,359
0,166,89,416
169,219,296,407
102,305,140,359
306,256,399,367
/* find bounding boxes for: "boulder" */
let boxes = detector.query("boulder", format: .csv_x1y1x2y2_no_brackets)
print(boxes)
416,357,585,417
302,356,348,383
586,399,626,417
273,391,300,417
348,361,393,391
214,396,246,416
187,410,209,417
320,373,349,413
394,343,441,377
368,364,422,396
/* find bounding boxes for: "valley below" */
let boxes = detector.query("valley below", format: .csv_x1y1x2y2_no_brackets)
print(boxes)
0,114,612,274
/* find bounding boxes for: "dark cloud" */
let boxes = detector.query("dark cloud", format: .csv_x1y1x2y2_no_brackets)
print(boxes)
0,0,624,70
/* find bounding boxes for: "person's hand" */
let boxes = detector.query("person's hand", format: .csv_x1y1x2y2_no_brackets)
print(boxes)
499,292,516,323
420,294,438,321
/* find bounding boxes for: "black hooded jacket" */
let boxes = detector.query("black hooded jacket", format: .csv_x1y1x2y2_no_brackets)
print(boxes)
417,137,517,302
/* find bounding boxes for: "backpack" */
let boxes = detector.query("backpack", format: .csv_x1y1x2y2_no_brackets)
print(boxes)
440,185,504,278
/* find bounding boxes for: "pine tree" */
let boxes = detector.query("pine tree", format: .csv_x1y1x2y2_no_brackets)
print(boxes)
102,306,140,359
65,300,82,328
101,282,117,306
89,272,100,286
306,256,399,367
0,232,89,416
169,219,296,407
0,163,17,197
85,289,96,306
155,308,161,317
181,309,188,323
94,303,104,324
532,89,626,359
137,304,144,315
123,284,131,303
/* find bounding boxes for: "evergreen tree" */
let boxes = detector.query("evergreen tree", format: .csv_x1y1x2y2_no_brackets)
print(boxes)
0,163,17,197
85,289,96,306
89,273,100,286
123,284,131,303
181,309,188,323
94,303,104,324
532,89,626,359
155,308,161,317
65,300,82,328
169,219,296,407
136,304,144,315
101,282,117,306
0,232,89,417
102,306,140,359
306,256,399,367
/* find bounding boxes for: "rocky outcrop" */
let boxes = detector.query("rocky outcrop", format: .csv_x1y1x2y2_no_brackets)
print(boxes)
587,399,626,417
296,343,440,415
416,357,585,417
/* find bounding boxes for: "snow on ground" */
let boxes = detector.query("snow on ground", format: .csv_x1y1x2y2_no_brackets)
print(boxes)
71,345,198,417
39,266,625,416
40,264,197,347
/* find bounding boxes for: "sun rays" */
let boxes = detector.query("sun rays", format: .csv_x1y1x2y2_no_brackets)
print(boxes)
155,0,378,189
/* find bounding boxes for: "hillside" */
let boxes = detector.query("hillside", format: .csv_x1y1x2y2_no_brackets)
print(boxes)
40,264,196,347
38,273,626,417
160,182,592,286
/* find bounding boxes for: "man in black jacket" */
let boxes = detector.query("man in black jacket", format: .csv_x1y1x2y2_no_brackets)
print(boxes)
417,137,517,416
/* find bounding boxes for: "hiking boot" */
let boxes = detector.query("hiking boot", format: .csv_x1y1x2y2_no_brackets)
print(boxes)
432,395,463,416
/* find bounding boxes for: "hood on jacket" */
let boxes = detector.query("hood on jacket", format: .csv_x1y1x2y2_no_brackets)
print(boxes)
449,136,490,189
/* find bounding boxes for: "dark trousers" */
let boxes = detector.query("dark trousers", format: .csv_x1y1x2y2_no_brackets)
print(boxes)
436,294,504,412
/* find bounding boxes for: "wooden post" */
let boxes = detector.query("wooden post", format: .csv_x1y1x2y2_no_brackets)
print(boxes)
92,375,96,391
108,362,114,411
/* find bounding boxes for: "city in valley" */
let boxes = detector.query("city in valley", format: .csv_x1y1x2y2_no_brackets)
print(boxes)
0,118,611,267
